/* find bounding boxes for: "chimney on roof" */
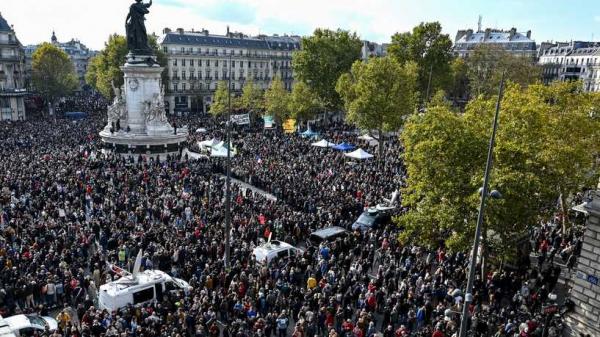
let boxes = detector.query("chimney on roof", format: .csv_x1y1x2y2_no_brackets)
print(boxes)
176,28,184,35
227,25,230,37
163,28,171,34
526,30,531,39
509,27,517,39
484,28,491,40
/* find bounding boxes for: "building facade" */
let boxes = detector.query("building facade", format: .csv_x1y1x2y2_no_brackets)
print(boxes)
0,13,26,121
453,27,536,59
538,41,600,92
24,32,96,91
159,28,300,114
361,40,388,60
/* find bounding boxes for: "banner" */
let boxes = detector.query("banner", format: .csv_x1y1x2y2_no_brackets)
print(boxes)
263,115,274,129
230,113,250,125
283,119,296,134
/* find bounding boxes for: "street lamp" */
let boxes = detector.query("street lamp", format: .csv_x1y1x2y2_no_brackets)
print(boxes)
458,73,505,337
224,53,232,269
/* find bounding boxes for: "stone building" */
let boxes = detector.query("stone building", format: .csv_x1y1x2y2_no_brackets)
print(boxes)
453,27,536,59
159,27,300,114
0,12,26,121
538,41,600,92
566,190,600,337
24,31,96,91
361,40,388,60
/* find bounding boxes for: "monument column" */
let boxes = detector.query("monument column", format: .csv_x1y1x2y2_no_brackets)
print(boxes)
566,190,600,337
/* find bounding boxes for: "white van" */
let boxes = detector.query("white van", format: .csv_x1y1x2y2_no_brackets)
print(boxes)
252,240,303,265
98,251,192,312
99,269,192,311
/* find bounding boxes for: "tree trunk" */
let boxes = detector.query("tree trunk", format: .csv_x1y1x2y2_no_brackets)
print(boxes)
560,192,568,235
378,128,384,169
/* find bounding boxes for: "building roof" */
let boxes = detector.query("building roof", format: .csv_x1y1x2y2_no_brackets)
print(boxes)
161,32,300,51
456,31,534,44
0,14,12,32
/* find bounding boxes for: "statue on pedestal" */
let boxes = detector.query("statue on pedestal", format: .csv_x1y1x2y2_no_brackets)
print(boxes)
144,87,168,125
125,0,153,55
108,81,127,124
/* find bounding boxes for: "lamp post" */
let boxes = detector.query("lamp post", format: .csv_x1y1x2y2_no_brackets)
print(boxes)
458,73,505,337
224,53,232,269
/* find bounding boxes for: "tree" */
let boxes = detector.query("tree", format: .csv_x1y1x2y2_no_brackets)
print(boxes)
288,81,322,124
292,28,362,111
467,44,541,97
31,43,78,105
264,76,290,122
336,56,418,161
448,57,469,103
209,81,229,117
388,22,454,101
86,34,167,99
397,81,600,259
236,78,263,115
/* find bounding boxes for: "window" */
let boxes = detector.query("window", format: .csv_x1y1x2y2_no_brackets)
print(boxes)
173,59,178,66
190,59,194,66
163,47,168,53
198,59,202,67
232,61,236,68
133,287,155,304
173,84,178,91
182,83,186,91
182,59,186,67
215,60,219,67
181,47,185,53
182,71,186,79
198,70,202,79
207,60,210,66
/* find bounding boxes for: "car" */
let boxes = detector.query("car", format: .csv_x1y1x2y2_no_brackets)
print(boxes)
308,226,349,247
2,314,57,336
351,208,392,232
252,240,303,265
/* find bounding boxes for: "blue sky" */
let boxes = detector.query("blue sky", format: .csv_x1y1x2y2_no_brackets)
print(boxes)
2,0,599,50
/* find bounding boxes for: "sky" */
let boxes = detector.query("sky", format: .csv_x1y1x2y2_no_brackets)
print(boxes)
2,0,599,50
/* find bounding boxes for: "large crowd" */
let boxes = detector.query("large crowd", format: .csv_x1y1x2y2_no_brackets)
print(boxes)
0,103,582,337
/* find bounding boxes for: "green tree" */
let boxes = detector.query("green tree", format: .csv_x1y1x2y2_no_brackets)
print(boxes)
388,22,454,101
336,56,418,161
31,43,78,105
292,28,362,111
210,81,229,117
236,78,264,115
264,76,290,122
467,44,541,97
448,57,469,103
86,34,167,99
397,81,600,258
288,81,322,124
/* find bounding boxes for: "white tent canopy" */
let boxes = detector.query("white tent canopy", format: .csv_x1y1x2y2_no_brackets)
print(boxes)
210,142,237,157
345,148,374,160
358,134,375,141
199,138,219,149
311,139,336,148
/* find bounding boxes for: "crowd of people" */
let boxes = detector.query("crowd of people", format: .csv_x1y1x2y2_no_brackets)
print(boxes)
0,106,580,337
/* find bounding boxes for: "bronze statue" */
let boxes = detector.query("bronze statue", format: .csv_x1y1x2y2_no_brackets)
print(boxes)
125,0,153,54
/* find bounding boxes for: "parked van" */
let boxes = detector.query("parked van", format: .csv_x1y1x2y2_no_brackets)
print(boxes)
98,251,192,312
252,240,302,265
308,226,349,247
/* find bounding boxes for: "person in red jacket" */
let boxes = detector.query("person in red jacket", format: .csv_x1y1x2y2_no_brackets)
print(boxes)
431,326,445,337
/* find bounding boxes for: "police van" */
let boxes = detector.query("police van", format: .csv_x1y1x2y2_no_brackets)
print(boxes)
98,251,192,312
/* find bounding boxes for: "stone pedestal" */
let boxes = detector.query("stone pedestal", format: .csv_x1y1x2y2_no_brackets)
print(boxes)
121,55,163,134
566,190,600,337
99,54,188,160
